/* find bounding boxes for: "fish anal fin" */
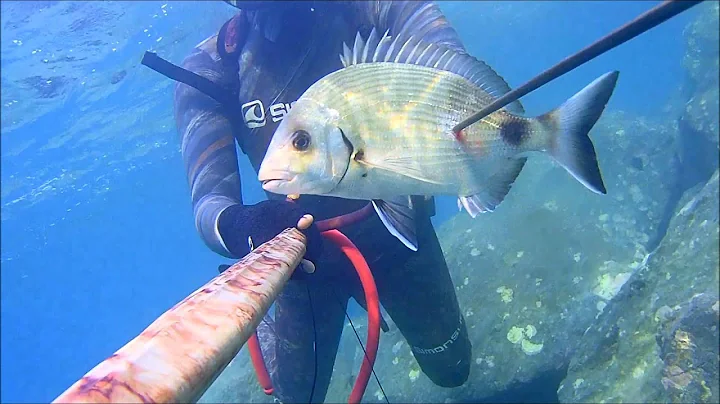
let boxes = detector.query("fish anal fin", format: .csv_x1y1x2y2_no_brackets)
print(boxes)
372,197,418,251
460,157,527,217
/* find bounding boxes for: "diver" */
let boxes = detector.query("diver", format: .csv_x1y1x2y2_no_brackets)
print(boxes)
161,1,472,402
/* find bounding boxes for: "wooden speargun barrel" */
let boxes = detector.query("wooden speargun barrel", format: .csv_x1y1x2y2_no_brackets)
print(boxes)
53,228,307,403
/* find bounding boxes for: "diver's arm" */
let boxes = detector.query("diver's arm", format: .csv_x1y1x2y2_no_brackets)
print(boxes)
173,36,242,258
355,0,466,52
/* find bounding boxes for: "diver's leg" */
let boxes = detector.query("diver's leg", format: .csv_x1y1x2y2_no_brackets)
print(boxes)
257,278,349,403
372,217,471,387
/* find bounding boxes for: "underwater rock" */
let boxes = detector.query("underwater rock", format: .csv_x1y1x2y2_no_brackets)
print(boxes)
658,293,719,403
681,1,719,148
652,3,720,254
591,111,682,253
198,353,270,404
557,170,719,403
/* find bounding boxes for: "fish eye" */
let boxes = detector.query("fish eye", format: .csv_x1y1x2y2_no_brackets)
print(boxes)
292,130,311,151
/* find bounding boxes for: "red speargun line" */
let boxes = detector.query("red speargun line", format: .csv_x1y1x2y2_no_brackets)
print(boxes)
247,202,379,404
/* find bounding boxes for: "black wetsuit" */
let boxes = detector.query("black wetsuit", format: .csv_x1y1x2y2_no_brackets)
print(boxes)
172,2,471,402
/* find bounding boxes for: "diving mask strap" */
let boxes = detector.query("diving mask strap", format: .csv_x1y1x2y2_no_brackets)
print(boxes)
140,51,237,107
140,51,249,154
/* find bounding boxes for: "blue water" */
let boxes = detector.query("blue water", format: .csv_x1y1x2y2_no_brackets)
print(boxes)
0,1,699,402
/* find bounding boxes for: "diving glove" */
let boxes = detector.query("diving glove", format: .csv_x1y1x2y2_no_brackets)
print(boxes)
217,200,323,263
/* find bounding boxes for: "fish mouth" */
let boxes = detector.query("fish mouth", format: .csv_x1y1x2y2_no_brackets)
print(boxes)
258,171,296,192
260,177,292,190
261,178,286,188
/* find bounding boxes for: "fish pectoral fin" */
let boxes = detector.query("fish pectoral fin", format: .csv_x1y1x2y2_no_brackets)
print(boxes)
372,197,418,251
356,155,443,185
459,157,527,218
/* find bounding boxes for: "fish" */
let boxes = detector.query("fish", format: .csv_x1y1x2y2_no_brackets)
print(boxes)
258,28,619,251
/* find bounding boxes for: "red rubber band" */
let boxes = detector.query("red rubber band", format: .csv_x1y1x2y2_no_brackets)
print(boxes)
247,333,273,395
321,229,380,404
247,203,380,403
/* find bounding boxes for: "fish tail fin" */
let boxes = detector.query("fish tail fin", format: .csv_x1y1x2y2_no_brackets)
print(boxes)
544,71,619,195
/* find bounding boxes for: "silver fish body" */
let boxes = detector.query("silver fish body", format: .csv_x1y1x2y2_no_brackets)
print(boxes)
295,61,553,200
258,29,618,249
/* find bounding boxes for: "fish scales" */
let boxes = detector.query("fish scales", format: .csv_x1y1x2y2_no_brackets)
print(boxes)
304,62,533,196
311,63,525,154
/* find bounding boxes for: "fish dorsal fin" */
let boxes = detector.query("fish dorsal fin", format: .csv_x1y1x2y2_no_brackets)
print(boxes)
339,28,525,114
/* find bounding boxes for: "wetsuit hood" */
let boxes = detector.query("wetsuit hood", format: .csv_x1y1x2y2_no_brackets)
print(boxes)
230,2,329,45
223,0,334,12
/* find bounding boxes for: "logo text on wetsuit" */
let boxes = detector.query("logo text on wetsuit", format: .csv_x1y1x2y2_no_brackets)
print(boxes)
411,316,464,356
241,99,296,129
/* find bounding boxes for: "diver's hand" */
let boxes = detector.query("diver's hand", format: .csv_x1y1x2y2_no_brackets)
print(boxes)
217,200,323,263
